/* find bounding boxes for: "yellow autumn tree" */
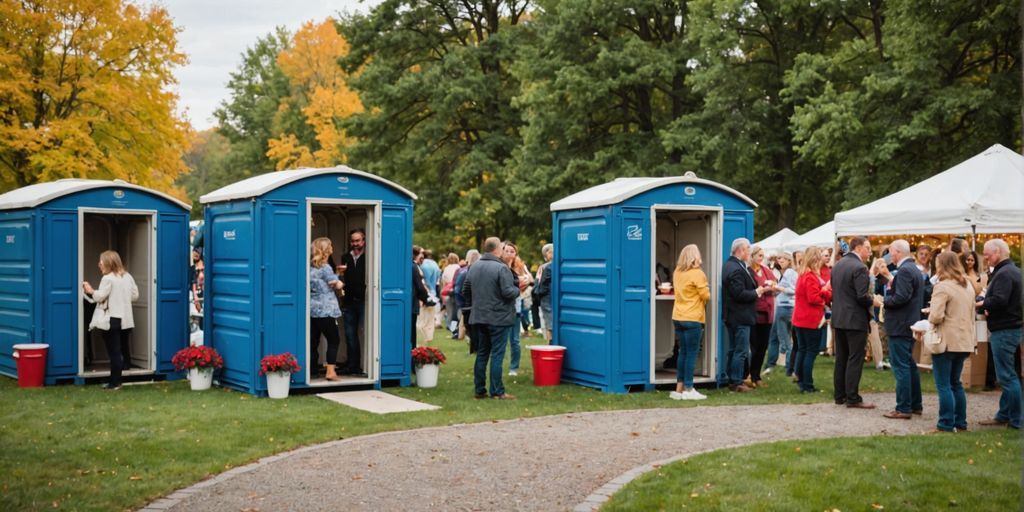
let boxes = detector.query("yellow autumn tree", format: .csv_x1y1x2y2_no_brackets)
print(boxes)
0,0,191,195
266,18,362,170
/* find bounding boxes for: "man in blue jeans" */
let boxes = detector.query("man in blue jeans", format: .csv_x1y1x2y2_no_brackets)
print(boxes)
881,240,924,419
977,239,1022,429
721,238,766,392
463,237,520,400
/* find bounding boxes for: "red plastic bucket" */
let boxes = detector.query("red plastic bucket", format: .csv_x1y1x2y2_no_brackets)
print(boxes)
13,343,49,388
529,345,566,386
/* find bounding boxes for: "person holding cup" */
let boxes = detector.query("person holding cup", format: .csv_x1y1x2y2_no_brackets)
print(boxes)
747,245,776,387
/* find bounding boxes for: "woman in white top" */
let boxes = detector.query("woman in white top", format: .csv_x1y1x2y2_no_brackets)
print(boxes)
83,250,139,390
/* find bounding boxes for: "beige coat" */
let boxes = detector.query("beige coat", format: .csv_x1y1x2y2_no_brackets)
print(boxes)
87,272,139,330
927,279,977,353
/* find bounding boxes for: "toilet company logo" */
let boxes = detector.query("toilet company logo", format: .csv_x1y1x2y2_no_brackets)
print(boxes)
626,224,643,241
223,230,236,241
684,186,696,196
113,190,125,199
577,232,589,241
5,235,14,244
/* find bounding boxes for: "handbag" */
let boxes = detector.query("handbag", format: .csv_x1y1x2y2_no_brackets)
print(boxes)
89,300,111,331
923,324,946,355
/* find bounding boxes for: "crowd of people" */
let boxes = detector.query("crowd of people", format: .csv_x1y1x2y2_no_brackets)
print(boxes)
671,236,1021,432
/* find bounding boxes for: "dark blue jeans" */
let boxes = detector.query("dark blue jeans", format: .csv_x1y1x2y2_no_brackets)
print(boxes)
725,324,751,386
889,336,922,414
989,328,1022,428
504,312,522,371
474,324,510,397
794,327,820,392
342,301,365,372
674,321,704,388
932,351,969,431
767,306,793,370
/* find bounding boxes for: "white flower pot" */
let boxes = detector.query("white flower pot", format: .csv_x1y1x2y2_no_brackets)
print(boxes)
189,368,213,391
266,371,291,399
415,363,439,388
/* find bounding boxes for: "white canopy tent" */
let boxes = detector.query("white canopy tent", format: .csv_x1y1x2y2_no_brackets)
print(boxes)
783,221,835,253
834,144,1024,236
753,227,799,255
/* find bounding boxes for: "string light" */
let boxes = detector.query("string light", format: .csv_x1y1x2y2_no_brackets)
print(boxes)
859,233,1023,253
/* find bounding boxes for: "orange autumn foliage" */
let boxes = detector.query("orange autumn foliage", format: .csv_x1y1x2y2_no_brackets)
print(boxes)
0,0,191,197
266,18,362,170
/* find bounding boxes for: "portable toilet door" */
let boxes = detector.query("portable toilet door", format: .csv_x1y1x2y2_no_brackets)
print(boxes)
0,179,191,384
550,172,756,393
200,166,416,396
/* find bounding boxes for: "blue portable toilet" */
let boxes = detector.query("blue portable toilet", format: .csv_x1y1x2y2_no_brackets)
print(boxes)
0,179,191,384
199,167,416,395
549,172,757,393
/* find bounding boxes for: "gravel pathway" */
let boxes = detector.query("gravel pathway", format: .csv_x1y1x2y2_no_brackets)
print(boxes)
144,392,1002,512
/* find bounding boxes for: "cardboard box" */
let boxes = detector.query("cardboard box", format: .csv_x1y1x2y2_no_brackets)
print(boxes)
962,342,989,389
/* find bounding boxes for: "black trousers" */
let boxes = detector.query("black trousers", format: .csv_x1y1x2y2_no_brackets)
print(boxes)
310,317,341,366
834,328,868,403
102,318,128,386
748,323,771,382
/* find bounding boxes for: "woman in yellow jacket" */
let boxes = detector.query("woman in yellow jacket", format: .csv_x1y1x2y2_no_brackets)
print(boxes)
671,244,711,400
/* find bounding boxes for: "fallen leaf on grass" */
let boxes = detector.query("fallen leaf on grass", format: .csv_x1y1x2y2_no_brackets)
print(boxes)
690,493,699,498
128,475,143,481
967,459,974,465
871,504,884,509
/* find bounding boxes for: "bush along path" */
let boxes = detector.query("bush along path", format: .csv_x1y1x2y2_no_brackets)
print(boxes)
145,392,1004,512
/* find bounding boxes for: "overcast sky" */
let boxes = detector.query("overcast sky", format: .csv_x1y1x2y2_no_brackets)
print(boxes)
165,0,378,131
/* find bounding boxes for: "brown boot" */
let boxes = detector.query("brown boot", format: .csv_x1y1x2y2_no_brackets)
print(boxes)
325,364,341,381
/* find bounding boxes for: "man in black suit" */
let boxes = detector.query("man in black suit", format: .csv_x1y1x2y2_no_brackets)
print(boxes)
722,237,766,392
881,239,925,419
831,236,879,409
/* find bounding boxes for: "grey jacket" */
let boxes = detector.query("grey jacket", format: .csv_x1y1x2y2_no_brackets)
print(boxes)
464,253,519,326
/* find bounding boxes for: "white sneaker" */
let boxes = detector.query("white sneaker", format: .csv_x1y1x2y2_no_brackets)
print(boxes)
763,367,773,375
682,389,707,400
669,391,685,400
508,369,518,376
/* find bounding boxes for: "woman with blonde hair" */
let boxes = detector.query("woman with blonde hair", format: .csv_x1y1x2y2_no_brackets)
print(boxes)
791,246,832,393
82,250,139,390
747,245,776,387
501,241,533,376
670,244,711,400
927,251,976,432
767,251,797,376
310,237,344,381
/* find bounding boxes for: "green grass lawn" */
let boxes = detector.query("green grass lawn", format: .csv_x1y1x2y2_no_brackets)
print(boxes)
603,429,1023,511
0,333,957,511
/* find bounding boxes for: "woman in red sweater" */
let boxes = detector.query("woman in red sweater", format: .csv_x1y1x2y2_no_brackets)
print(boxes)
792,246,832,393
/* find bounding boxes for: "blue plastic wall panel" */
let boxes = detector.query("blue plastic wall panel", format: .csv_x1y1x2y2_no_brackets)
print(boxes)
718,210,754,384
553,209,612,391
615,208,651,391
43,210,77,378
260,200,302,390
380,206,412,383
156,213,190,375
0,212,34,378
206,202,257,393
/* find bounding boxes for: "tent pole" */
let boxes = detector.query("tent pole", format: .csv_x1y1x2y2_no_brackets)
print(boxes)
970,224,977,251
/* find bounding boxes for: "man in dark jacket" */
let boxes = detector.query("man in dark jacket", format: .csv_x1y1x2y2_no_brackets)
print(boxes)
881,239,924,419
831,236,878,409
978,238,1022,429
722,238,764,392
339,228,367,376
464,237,520,400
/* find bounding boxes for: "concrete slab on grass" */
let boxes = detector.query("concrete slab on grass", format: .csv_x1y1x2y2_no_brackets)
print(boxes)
316,390,440,414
